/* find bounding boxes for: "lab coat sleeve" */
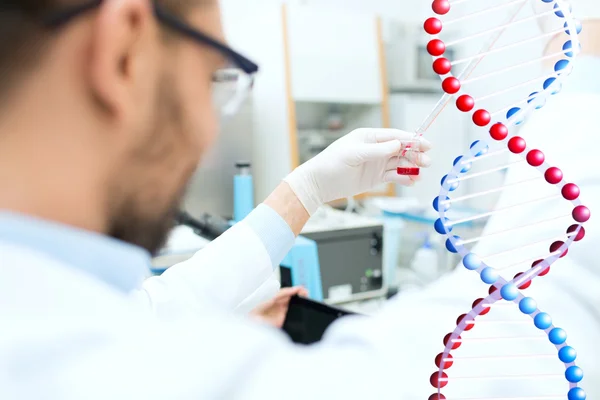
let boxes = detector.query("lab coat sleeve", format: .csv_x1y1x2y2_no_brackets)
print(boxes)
137,204,296,316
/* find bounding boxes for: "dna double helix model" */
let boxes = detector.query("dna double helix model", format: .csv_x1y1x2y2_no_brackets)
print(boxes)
416,0,590,399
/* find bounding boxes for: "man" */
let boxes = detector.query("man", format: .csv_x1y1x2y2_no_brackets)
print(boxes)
0,0,433,399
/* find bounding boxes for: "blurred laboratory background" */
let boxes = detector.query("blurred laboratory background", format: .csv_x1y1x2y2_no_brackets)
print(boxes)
155,0,547,312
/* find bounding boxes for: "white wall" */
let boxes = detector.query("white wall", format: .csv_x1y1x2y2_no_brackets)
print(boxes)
223,0,425,17
220,0,393,201
220,1,292,202
287,0,429,22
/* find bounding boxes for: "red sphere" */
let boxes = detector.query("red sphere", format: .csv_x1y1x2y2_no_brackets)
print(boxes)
550,241,568,258
472,298,490,316
567,224,586,241
427,39,446,56
442,77,461,94
526,149,545,167
428,394,447,400
473,109,491,127
489,123,508,140
456,95,474,112
424,17,443,35
433,58,452,75
562,183,580,201
508,136,526,153
545,167,563,184
435,353,454,369
432,0,451,15
573,205,591,223
457,314,474,331
430,371,449,388
489,285,498,295
532,259,550,277
443,333,461,349
514,272,531,290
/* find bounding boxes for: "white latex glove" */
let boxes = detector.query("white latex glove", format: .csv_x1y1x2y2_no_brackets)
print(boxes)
283,128,432,215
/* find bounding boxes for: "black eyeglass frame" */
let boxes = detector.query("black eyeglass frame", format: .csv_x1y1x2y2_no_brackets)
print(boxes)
43,0,259,75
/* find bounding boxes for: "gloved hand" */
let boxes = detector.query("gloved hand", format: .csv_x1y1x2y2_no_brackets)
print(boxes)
283,128,432,215
250,286,309,328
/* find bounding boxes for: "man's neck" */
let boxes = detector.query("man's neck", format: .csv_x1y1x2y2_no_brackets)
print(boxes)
0,117,109,234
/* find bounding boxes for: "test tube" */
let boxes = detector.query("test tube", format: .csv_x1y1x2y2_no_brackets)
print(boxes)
396,140,420,176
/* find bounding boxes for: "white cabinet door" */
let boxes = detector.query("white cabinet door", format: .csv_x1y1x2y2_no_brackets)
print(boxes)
287,4,382,104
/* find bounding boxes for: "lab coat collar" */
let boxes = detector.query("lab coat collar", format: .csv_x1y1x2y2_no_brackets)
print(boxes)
0,211,151,293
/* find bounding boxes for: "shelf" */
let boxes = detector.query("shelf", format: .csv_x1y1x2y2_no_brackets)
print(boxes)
389,82,442,95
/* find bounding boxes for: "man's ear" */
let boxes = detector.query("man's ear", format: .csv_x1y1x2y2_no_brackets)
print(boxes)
87,0,157,119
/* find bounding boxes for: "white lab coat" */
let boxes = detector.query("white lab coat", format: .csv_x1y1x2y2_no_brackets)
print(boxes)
138,221,282,318
2,202,599,399
2,87,600,400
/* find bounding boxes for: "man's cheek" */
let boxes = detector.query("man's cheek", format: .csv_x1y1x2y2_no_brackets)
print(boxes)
195,111,219,156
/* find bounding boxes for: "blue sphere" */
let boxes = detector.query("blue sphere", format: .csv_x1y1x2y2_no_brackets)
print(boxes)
445,236,460,253
568,387,586,400
534,312,552,330
544,77,562,95
500,283,519,301
527,91,538,102
563,40,575,57
463,253,482,271
433,196,451,212
480,267,498,284
543,77,556,89
554,2,572,18
564,20,583,35
434,218,452,234
453,156,472,173
565,366,584,383
519,297,537,314
549,328,567,345
527,92,546,110
470,140,488,157
441,175,459,191
506,107,524,125
559,346,577,363
555,59,570,72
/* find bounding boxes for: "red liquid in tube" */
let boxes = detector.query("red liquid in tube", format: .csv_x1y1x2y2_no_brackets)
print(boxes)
397,167,420,176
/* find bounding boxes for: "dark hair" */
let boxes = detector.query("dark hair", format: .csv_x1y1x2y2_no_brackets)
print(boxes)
0,0,204,100
0,1,59,96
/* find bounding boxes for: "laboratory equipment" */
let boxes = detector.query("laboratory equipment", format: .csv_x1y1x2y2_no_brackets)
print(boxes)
396,140,422,176
176,211,231,241
296,208,387,304
280,236,324,301
151,212,231,273
183,98,254,220
233,161,254,222
420,1,589,399
411,233,439,283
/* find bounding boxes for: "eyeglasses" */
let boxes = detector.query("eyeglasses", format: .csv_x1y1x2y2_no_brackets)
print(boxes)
44,0,259,116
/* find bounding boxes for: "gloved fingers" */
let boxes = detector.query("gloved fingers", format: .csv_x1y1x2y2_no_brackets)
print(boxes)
357,140,402,162
384,153,431,170
404,149,432,167
372,129,433,152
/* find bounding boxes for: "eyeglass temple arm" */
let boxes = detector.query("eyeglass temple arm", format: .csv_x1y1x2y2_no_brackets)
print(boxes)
153,4,259,75
43,0,259,76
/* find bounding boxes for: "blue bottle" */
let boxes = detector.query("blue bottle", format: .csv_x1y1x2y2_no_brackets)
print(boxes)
233,161,254,222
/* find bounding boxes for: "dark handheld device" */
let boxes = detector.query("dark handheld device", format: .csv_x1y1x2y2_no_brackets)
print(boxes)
282,295,357,345
176,210,231,241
